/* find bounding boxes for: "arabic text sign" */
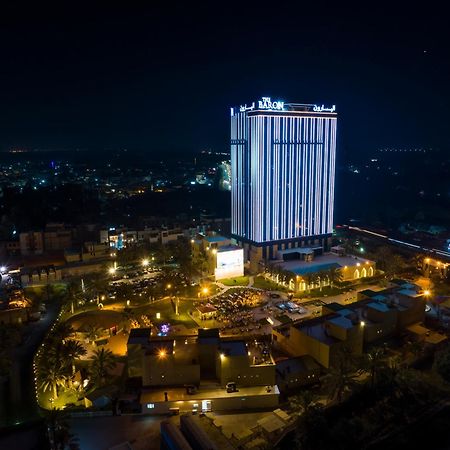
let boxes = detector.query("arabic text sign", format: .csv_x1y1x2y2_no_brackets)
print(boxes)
313,104,336,113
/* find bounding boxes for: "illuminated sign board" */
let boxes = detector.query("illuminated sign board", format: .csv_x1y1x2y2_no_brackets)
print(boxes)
215,248,244,280
258,97,284,111
313,104,336,113
239,102,255,112
236,97,285,114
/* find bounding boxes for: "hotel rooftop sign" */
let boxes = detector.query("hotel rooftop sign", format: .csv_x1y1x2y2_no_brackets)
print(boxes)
239,97,285,113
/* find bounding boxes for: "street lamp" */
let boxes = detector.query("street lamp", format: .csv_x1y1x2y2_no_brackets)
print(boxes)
142,258,149,267
108,267,116,275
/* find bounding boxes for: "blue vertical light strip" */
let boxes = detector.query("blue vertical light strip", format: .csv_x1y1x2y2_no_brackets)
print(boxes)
230,102,337,246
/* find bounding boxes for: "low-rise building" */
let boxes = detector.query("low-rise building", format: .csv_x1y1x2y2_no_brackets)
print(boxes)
273,285,426,368
267,250,376,292
276,356,321,392
126,328,279,414
192,233,244,281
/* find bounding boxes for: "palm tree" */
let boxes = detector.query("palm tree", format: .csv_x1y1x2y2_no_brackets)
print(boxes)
363,347,386,389
90,348,117,387
47,322,74,360
327,267,343,288
61,340,87,375
373,246,393,274
325,346,361,403
45,408,80,450
89,276,107,305
52,322,74,343
316,271,328,292
303,273,316,293
86,324,102,344
65,281,82,315
37,359,68,400
386,254,405,277
290,389,317,416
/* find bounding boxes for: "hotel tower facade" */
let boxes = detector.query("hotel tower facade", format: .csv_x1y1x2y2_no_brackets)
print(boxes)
230,97,337,268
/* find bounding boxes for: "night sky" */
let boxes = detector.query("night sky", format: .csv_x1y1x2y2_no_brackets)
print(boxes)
0,3,449,156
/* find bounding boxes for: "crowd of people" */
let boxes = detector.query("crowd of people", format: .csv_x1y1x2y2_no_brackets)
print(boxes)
211,289,267,334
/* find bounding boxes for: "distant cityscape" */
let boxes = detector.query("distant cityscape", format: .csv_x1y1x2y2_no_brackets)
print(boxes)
0,96,450,450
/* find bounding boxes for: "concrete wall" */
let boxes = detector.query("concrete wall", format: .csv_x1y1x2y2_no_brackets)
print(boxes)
397,297,425,329
142,392,279,415
216,354,275,387
0,307,29,325
142,355,200,387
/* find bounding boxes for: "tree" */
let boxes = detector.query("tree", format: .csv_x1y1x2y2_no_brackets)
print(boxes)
88,275,108,304
327,267,343,288
51,322,74,343
362,347,386,389
0,323,22,378
37,359,68,399
65,281,82,315
386,254,405,277
61,340,87,374
47,322,74,360
303,273,316,293
325,346,362,403
316,270,328,292
86,324,102,344
289,389,318,416
372,246,393,273
46,408,80,450
433,344,450,383
90,348,117,387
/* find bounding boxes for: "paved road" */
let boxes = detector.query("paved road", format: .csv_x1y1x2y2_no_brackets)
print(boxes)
70,415,163,450
0,300,60,427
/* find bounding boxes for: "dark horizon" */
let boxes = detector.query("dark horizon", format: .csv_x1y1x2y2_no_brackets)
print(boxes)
1,4,449,155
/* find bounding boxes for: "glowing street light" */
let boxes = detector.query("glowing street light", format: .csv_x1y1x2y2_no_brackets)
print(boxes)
202,287,209,296
142,258,149,267
108,267,116,275
424,290,431,297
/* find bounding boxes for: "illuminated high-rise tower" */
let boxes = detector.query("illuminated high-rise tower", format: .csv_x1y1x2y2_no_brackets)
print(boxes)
230,97,337,266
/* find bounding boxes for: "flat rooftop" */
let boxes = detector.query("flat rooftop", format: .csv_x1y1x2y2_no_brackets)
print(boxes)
141,385,280,404
203,235,229,243
367,302,391,313
217,245,241,253
219,340,247,357
277,355,321,374
398,289,422,298
277,253,372,275
294,317,340,345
